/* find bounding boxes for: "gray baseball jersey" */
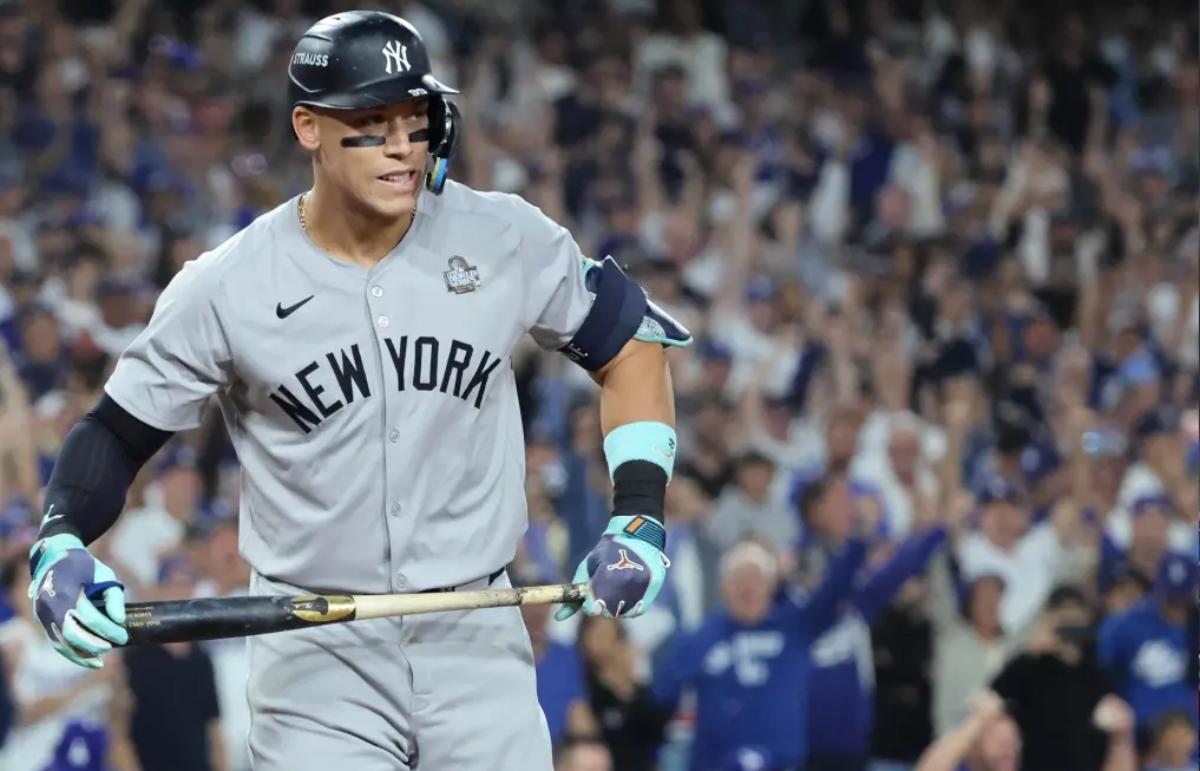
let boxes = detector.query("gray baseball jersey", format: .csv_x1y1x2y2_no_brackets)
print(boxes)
106,180,594,593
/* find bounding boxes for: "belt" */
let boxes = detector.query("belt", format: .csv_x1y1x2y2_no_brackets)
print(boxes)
420,567,505,593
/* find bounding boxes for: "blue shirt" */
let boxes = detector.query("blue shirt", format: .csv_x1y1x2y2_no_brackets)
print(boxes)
806,527,947,757
653,539,867,770
535,641,586,747
1098,599,1196,728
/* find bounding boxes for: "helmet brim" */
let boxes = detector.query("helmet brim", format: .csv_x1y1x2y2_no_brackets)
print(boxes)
292,72,458,111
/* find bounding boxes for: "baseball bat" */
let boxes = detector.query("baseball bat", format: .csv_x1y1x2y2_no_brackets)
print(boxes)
115,582,589,646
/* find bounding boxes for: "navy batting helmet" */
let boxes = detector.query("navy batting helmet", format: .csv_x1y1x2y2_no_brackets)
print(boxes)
288,11,460,194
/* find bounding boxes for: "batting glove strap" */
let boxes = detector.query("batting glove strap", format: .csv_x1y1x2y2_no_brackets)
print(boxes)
607,514,667,552
29,533,86,584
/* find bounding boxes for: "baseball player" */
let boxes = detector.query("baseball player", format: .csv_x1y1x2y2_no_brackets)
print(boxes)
26,12,689,770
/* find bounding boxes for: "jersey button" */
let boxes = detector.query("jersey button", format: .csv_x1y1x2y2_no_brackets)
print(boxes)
395,573,408,588
388,429,400,443
371,286,383,297
390,501,402,515
377,315,390,328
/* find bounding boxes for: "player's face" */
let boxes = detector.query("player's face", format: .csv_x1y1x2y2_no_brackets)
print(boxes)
305,99,431,219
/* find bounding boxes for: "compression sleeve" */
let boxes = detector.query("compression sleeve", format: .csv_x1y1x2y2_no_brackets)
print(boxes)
38,394,174,544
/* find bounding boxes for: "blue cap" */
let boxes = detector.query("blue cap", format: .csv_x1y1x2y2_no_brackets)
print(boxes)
976,475,1022,506
1154,553,1198,599
1131,493,1176,518
1020,442,1062,486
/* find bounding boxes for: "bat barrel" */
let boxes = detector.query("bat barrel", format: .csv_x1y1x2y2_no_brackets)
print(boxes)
113,583,584,646
120,595,354,646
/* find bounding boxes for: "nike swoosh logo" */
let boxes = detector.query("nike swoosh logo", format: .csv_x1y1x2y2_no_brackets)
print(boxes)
276,295,315,319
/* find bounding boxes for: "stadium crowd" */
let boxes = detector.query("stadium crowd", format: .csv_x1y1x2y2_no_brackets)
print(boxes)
0,0,1196,770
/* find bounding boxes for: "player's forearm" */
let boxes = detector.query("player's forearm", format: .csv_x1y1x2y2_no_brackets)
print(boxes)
597,340,675,434
595,340,676,527
39,395,172,544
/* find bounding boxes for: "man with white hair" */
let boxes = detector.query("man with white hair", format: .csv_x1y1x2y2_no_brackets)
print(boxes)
653,534,867,771
852,410,943,537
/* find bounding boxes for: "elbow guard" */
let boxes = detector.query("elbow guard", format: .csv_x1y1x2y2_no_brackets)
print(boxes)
560,257,693,372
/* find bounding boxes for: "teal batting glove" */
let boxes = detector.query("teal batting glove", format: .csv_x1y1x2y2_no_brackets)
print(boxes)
555,515,670,621
29,533,128,668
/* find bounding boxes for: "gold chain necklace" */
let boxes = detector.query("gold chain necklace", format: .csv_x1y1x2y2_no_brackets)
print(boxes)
299,192,414,236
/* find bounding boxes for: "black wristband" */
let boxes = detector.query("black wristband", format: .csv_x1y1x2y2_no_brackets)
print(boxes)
612,460,667,523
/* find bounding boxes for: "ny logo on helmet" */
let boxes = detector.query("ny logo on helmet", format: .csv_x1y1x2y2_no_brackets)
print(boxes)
382,40,411,74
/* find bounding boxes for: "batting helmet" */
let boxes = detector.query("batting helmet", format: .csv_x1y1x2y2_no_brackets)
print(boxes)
288,11,460,194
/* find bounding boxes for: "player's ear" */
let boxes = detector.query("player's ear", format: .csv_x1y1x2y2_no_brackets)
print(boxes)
293,107,321,151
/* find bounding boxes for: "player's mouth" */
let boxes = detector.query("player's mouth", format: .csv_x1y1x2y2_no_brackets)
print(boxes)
378,170,418,192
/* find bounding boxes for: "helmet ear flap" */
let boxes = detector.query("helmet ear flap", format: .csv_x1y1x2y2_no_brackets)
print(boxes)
425,98,460,194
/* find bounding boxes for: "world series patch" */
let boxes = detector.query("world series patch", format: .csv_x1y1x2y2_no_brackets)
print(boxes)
443,256,481,294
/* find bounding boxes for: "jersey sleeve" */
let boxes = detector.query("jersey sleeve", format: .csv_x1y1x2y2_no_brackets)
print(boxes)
514,199,593,350
104,256,233,431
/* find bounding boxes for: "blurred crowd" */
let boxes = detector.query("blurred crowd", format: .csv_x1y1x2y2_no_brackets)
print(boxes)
0,0,1196,770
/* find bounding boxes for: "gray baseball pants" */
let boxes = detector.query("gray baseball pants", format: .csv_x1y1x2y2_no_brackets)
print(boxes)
244,570,553,770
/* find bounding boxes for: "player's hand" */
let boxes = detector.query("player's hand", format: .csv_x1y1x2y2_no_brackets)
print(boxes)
555,515,670,621
28,533,128,668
